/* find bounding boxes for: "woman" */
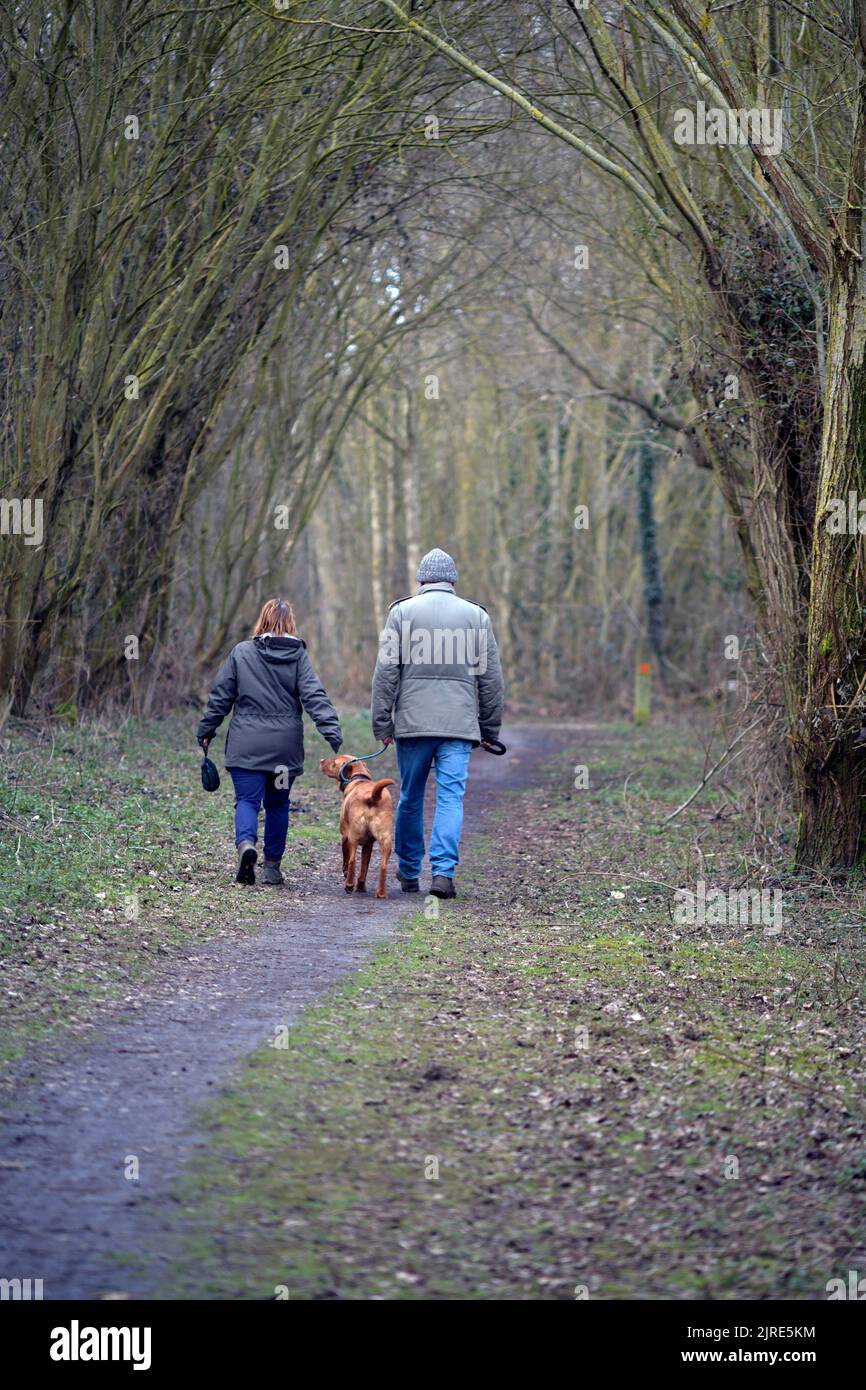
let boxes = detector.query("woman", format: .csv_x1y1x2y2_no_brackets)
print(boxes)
197,598,342,886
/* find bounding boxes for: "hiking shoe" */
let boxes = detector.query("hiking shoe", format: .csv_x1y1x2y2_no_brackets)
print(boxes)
429,874,456,899
397,871,420,893
236,840,257,884
263,859,285,886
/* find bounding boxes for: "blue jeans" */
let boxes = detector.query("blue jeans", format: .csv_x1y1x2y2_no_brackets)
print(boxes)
228,769,293,861
395,737,472,878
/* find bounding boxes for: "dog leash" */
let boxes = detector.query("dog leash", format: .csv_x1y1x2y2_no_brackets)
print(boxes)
338,739,506,789
481,738,507,756
338,744,389,790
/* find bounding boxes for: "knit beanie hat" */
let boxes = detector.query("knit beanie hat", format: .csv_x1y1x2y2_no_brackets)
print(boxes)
417,548,458,584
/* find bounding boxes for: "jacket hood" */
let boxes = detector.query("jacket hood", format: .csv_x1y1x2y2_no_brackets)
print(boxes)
253,633,306,664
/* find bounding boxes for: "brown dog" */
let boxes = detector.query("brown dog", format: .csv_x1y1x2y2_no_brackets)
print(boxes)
320,754,396,898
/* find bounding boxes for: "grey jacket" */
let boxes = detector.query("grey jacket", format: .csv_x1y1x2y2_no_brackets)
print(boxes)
371,582,504,743
197,635,342,774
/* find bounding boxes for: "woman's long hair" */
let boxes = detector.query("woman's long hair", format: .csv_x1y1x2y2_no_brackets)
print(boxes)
252,598,298,638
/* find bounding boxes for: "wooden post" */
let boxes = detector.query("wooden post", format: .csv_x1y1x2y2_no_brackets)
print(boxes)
634,660,651,725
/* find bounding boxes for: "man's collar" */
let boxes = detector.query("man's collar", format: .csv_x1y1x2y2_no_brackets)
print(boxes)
416,581,455,594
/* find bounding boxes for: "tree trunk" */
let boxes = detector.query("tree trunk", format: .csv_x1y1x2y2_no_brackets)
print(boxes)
795,235,866,868
637,436,664,675
543,407,562,691
402,389,421,590
795,737,865,869
368,420,385,628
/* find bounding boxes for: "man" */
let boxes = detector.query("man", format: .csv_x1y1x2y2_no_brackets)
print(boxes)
371,547,504,899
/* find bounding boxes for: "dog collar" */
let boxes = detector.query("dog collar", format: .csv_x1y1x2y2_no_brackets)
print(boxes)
338,758,373,791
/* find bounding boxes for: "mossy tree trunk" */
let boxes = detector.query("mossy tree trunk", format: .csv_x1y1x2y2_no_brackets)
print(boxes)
795,205,866,867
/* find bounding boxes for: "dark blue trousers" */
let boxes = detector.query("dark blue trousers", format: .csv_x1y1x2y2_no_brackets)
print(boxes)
228,769,293,860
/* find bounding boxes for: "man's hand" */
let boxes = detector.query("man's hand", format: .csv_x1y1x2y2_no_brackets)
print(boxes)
381,736,394,746
480,738,506,754
199,736,210,752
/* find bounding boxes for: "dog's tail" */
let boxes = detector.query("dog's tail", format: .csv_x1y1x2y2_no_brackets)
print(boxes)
369,777,396,802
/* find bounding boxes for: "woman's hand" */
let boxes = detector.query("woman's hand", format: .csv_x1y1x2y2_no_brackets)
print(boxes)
199,736,210,752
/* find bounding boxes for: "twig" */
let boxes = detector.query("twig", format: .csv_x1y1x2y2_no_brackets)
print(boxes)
664,719,762,823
